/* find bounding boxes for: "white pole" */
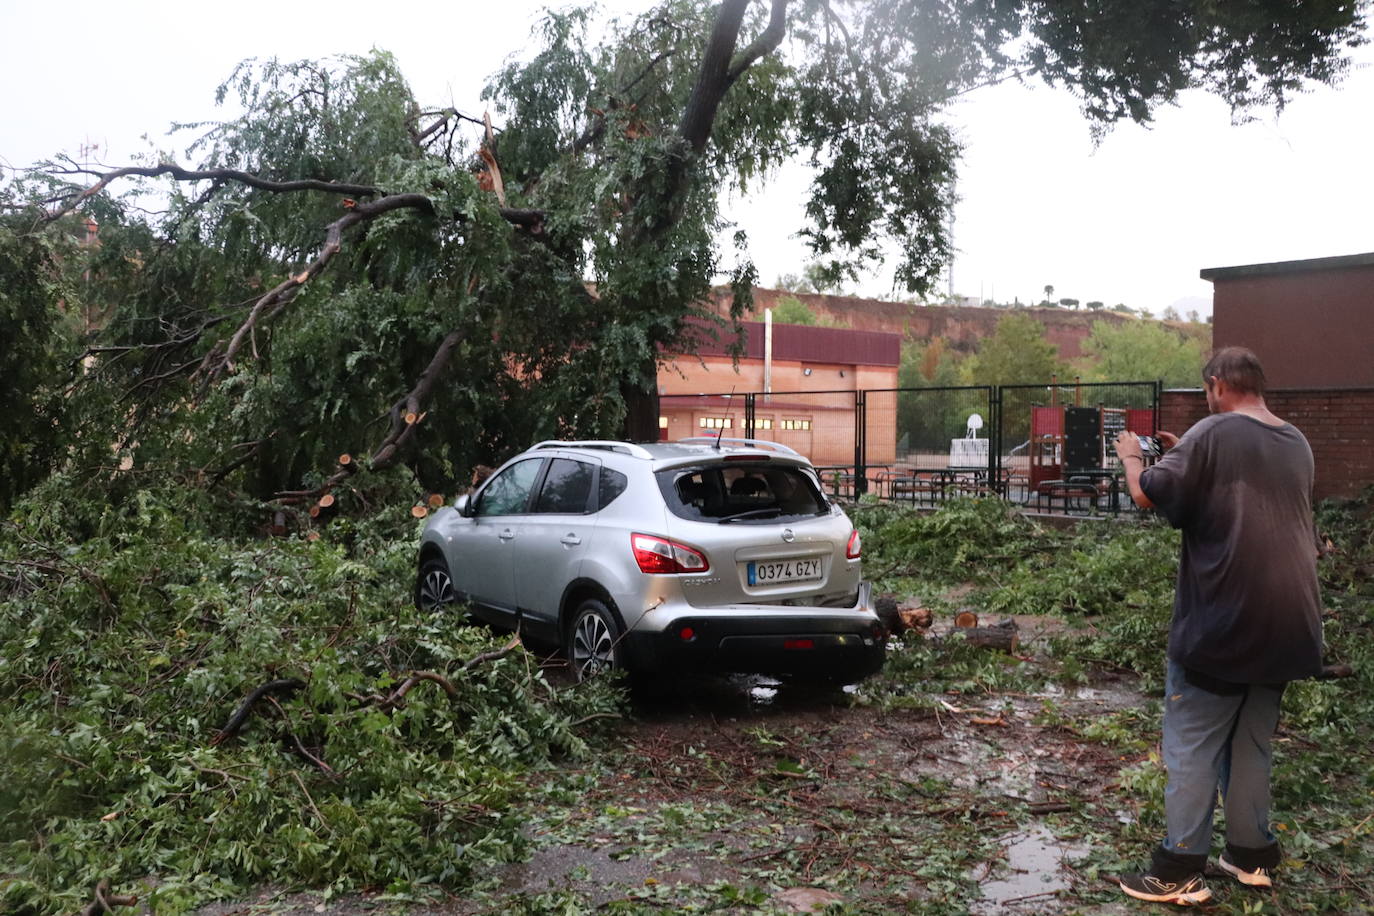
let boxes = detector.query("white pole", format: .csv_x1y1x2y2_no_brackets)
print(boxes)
763,307,773,400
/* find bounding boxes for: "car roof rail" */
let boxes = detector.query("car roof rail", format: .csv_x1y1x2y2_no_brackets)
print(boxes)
531,440,655,459
675,436,802,457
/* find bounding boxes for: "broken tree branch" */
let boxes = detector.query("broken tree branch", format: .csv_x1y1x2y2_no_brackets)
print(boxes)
726,0,790,85
347,638,519,712
462,634,523,671
41,162,379,225
368,328,464,470
40,159,544,234
80,879,138,916
205,193,435,378
210,677,305,746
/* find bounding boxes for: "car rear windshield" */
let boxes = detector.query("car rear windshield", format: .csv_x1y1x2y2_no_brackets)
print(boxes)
656,464,828,523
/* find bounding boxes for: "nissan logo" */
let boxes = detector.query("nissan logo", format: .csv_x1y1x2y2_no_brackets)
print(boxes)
781,528,795,542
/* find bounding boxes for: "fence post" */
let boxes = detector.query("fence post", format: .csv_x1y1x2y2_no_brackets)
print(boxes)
989,386,1001,495
855,391,866,497
745,393,755,439
1154,380,1162,437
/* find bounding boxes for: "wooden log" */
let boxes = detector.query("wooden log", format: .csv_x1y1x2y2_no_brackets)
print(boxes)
427,492,444,509
411,504,429,519
958,624,1019,653
953,610,979,629
898,606,933,630
319,492,335,509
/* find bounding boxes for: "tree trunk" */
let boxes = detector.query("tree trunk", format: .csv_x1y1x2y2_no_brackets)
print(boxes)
958,625,1019,653
621,376,661,443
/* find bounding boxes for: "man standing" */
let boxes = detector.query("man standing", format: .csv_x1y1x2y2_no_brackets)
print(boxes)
1112,346,1324,906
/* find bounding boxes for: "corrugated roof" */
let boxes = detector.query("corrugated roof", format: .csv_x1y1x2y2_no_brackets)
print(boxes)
674,318,900,366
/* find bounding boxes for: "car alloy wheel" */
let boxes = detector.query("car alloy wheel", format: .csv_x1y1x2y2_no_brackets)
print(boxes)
416,557,455,611
567,599,621,681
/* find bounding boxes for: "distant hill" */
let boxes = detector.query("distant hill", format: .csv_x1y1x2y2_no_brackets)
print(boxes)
707,287,1208,361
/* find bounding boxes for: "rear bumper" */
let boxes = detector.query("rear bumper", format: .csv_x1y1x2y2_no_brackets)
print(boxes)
621,583,886,680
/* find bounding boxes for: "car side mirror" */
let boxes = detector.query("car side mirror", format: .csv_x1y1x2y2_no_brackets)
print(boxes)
455,493,471,517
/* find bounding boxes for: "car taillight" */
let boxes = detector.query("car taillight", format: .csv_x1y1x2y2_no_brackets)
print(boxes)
631,533,710,574
846,528,862,559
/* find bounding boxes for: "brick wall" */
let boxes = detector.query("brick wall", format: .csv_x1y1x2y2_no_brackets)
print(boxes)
1160,388,1374,502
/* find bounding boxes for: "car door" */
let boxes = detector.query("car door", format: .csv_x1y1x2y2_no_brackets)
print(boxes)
514,455,600,633
458,456,545,626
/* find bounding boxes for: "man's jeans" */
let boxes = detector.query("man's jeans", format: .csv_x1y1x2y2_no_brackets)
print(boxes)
1161,659,1286,859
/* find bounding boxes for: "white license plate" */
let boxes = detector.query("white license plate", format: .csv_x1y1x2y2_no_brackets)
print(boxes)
747,557,823,586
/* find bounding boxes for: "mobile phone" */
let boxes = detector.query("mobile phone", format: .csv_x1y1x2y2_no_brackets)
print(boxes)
1137,435,1161,457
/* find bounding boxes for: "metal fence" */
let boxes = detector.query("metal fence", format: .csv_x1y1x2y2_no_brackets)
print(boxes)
660,380,1161,515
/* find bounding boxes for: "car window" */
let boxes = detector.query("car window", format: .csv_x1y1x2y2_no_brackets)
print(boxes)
474,458,543,517
597,467,628,510
656,464,827,522
534,458,595,514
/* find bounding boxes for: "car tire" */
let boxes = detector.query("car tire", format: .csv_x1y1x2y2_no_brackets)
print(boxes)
565,598,624,682
415,555,457,612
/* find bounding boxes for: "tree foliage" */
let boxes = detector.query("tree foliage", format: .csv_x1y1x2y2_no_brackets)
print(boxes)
0,220,75,508
0,474,622,912
1080,318,1207,387
2,0,1365,505
962,313,1068,385
769,293,846,327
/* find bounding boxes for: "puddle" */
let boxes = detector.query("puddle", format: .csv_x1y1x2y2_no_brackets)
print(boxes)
632,673,852,719
749,683,779,702
898,737,1044,798
970,825,1089,914
1034,680,1145,711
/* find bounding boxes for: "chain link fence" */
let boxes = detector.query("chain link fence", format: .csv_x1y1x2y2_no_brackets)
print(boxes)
659,381,1160,514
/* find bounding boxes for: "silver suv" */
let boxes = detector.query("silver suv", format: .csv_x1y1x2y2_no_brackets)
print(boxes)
415,438,884,682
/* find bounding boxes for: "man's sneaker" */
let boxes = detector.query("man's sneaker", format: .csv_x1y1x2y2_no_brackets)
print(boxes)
1118,871,1213,905
1219,853,1274,888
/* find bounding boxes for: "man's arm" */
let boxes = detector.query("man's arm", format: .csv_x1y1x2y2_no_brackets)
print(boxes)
1113,431,1155,509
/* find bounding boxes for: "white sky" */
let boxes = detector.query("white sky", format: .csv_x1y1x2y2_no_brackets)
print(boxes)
3,0,1371,318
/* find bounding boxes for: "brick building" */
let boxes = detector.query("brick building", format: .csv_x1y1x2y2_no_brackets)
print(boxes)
658,319,901,466
1160,251,1374,501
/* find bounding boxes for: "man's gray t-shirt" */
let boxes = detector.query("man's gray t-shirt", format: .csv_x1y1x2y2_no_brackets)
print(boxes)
1140,412,1322,684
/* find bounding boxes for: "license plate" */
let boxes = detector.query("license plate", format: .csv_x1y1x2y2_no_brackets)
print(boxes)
747,557,823,586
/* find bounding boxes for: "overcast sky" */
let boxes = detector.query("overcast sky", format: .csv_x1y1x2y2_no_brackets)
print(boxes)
4,0,1371,318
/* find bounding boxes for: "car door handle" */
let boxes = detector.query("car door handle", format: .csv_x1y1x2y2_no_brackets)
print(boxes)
560,534,582,546
498,528,516,541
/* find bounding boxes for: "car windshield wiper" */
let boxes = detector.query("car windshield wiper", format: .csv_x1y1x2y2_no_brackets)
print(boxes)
718,507,783,523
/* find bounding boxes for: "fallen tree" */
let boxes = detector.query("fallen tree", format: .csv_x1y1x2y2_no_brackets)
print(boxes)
2,1,1364,507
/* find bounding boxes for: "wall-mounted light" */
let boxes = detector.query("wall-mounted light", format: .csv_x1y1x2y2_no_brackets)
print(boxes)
802,367,813,376
838,369,845,377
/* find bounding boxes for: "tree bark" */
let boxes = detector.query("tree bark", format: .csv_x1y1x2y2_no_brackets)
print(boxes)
622,379,661,443
958,624,1019,653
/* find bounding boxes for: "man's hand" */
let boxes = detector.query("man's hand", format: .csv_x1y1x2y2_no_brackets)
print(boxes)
1158,431,1179,450
1113,430,1142,462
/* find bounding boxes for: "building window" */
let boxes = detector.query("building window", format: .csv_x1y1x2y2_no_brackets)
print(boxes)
754,418,773,430
780,419,811,431
658,416,669,429
699,417,732,429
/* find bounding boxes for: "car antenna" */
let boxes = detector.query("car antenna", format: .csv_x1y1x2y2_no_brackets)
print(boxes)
716,386,735,449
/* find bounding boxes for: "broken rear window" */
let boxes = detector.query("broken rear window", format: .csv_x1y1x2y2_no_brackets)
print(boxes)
655,464,828,523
